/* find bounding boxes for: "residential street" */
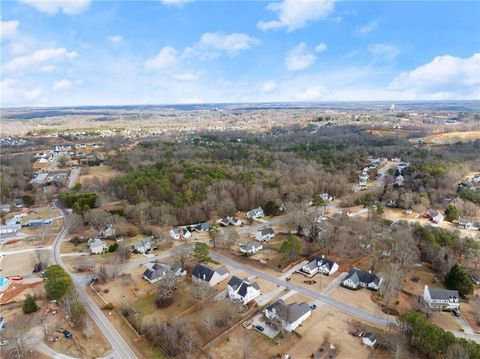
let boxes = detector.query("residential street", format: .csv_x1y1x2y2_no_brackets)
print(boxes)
209,251,391,327
52,202,137,359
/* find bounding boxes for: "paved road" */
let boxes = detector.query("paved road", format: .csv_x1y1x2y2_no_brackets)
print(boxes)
52,202,137,359
67,167,81,189
210,251,391,327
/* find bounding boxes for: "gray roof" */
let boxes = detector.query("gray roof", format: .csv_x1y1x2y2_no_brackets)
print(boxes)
227,276,243,290
88,238,104,248
260,227,274,236
266,299,311,324
143,263,170,280
241,242,262,251
428,288,459,301
344,268,380,286
192,264,228,282
363,332,376,341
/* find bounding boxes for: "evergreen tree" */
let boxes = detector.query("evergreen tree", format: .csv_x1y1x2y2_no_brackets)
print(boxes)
193,242,209,262
23,294,38,314
43,265,73,300
280,235,303,264
445,264,474,296
444,205,460,222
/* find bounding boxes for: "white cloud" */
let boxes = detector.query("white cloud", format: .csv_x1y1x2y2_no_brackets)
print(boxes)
4,48,78,73
315,42,327,53
368,43,400,61
296,84,328,101
160,0,192,6
144,46,178,71
173,72,200,82
107,35,123,43
389,53,480,99
197,32,259,56
355,20,378,36
1,78,43,105
52,79,72,91
19,0,91,14
285,42,316,71
260,80,277,92
258,0,336,32
0,20,20,41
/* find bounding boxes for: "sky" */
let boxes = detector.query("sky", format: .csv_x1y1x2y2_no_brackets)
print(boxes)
1,0,479,107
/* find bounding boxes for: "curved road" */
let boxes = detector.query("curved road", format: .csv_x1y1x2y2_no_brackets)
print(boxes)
52,202,137,359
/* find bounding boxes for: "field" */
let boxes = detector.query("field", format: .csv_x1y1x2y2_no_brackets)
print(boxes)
79,165,123,185
417,131,480,145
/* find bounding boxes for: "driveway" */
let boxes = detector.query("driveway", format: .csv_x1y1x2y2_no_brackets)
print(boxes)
249,313,280,339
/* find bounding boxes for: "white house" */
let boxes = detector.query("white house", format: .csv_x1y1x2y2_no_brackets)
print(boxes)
426,210,443,224
143,263,186,284
394,175,405,187
255,227,275,242
320,193,334,202
246,207,264,220
301,256,338,276
218,216,242,227
227,276,261,305
133,237,157,254
423,285,460,310
100,224,115,238
265,299,312,332
88,238,106,254
169,227,192,240
240,242,263,255
362,332,377,347
192,264,230,287
342,268,382,291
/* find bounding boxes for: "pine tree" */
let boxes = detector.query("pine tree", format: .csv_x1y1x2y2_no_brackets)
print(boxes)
445,264,474,296
23,294,39,314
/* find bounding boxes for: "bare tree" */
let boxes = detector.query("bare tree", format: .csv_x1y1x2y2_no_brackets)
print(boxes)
445,343,470,359
202,309,216,334
3,316,32,358
192,281,211,302
156,271,178,307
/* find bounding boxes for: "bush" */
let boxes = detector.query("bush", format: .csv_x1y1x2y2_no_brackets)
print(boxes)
108,242,119,252
444,205,459,222
103,303,114,310
23,294,38,314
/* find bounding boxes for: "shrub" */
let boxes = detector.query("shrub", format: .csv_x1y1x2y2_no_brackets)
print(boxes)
23,294,39,314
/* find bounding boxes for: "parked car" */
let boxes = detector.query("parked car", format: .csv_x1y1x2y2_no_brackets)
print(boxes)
255,325,264,332
63,330,73,339
310,304,317,310
452,309,460,317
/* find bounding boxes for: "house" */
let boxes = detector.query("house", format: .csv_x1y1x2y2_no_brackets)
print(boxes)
219,216,242,227
218,217,231,226
320,193,334,202
14,198,24,208
458,218,472,230
426,210,443,224
342,268,382,290
359,178,367,187
362,332,377,347
88,238,106,254
133,237,156,254
189,222,210,232
469,221,480,231
192,264,229,287
301,256,338,276
246,207,264,220
30,173,49,186
255,227,275,242
240,242,263,255
143,263,186,284
0,224,21,236
25,219,52,227
227,276,261,305
169,227,192,240
265,299,312,332
100,224,115,238
423,285,460,310
5,214,25,226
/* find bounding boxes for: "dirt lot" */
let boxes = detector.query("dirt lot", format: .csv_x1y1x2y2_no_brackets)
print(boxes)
418,131,480,145
1,251,40,276
0,299,111,359
329,287,386,317
79,165,123,185
207,305,389,359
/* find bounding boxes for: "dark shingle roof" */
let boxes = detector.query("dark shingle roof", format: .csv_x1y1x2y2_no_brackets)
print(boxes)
192,264,215,282
227,276,243,290
428,288,459,301
344,268,380,285
261,227,274,236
